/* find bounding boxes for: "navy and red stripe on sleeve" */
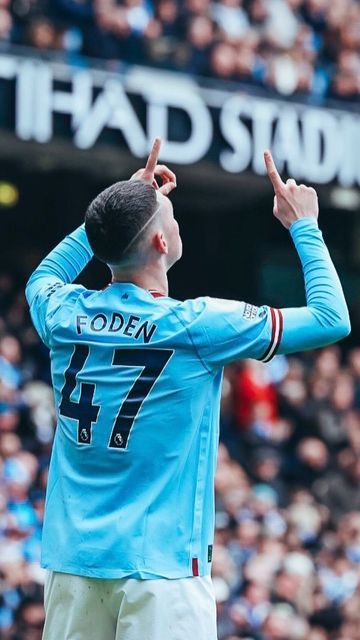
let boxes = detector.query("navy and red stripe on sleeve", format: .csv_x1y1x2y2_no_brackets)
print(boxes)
260,307,284,363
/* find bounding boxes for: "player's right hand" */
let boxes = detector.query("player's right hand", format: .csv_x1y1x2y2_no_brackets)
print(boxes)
264,150,319,229
130,138,177,196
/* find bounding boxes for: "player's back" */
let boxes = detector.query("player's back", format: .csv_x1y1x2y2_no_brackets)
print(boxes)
43,282,221,580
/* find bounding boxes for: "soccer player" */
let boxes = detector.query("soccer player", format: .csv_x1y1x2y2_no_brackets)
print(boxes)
26,139,350,640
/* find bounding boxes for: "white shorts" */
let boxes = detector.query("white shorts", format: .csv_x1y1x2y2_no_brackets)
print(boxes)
42,571,218,640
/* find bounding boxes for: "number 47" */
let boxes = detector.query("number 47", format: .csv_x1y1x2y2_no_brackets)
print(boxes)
59,344,173,449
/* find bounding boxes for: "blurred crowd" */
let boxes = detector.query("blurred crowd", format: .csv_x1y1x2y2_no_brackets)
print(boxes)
0,0,359,101
0,272,359,640
217,352,360,640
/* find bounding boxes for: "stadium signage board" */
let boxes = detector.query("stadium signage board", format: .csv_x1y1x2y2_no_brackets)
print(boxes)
0,53,359,187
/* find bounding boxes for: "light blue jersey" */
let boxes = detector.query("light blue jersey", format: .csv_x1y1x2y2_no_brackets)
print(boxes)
26,218,350,579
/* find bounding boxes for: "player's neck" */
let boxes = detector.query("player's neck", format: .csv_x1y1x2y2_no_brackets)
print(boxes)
111,264,169,296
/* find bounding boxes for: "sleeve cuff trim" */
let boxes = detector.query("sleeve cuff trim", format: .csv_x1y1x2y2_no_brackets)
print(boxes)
260,307,283,363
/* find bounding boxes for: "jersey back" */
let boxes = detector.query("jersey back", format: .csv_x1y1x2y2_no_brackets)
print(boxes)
29,280,275,579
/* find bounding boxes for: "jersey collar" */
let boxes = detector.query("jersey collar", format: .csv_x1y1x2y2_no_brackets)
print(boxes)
108,282,166,298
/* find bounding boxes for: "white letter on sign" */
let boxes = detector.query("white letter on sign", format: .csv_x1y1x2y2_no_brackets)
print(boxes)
75,79,147,156
219,95,252,173
145,82,213,164
302,109,339,184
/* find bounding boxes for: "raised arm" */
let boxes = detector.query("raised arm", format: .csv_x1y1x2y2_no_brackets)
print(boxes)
185,152,350,371
264,150,350,357
25,138,177,346
25,224,93,307
26,137,178,302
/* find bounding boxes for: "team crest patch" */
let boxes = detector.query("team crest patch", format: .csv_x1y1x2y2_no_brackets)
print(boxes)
243,304,259,320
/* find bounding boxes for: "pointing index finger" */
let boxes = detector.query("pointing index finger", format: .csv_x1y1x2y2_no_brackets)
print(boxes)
145,138,161,176
264,150,284,193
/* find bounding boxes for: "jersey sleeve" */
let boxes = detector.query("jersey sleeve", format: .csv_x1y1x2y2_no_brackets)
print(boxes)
26,281,86,348
183,218,350,372
276,218,350,355
182,298,281,371
26,225,93,347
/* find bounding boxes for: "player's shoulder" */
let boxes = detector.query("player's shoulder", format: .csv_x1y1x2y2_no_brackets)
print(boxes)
43,283,95,321
161,295,206,317
166,295,246,323
47,283,91,305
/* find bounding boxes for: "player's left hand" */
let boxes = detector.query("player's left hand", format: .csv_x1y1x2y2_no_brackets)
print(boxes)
264,150,319,229
130,138,177,196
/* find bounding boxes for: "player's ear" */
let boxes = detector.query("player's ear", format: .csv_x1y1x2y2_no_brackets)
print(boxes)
153,231,168,255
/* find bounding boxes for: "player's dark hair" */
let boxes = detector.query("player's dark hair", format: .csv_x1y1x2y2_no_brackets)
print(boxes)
85,180,157,264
